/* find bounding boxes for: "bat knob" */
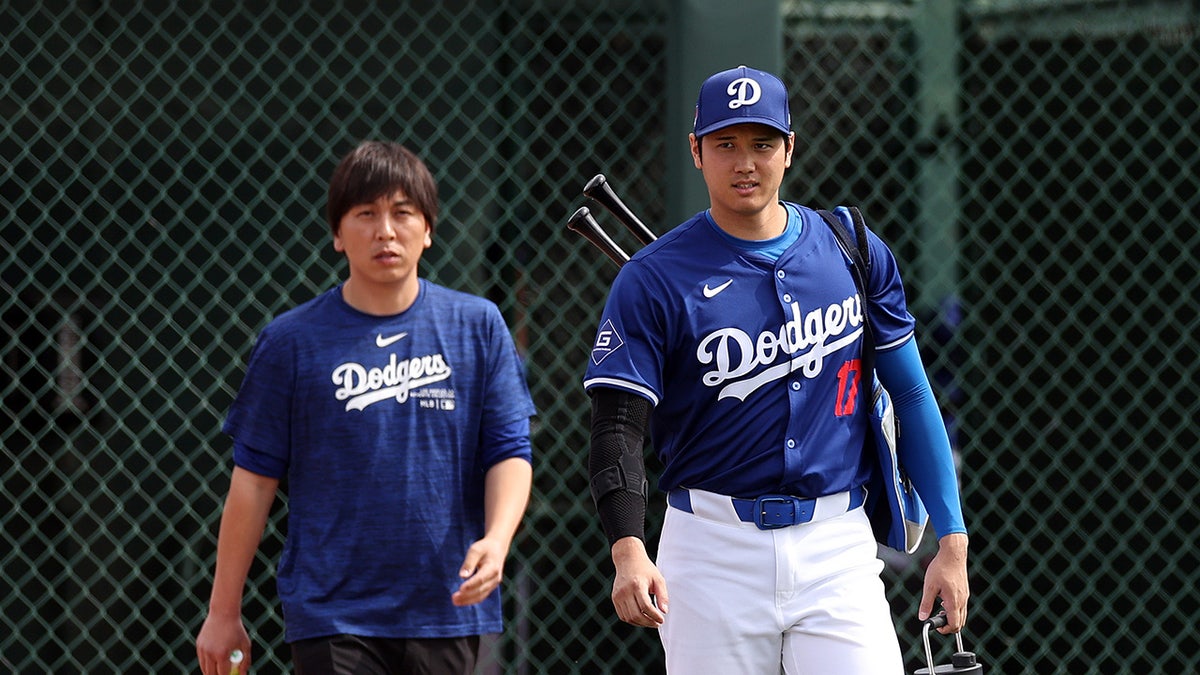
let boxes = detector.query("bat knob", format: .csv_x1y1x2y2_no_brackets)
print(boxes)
582,173,608,198
567,206,592,227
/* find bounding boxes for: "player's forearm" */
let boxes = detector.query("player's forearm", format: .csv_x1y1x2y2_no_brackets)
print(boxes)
594,491,647,544
893,395,965,536
207,467,278,616
482,457,532,548
876,341,967,537
589,388,652,543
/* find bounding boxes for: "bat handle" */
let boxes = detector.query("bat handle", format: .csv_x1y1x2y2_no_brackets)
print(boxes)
229,649,244,675
566,206,629,268
583,174,657,247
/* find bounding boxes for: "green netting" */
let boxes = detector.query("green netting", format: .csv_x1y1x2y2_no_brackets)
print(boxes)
2,1,1197,672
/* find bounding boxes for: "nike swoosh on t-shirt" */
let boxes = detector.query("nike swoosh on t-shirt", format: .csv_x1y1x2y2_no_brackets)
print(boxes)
375,332,409,348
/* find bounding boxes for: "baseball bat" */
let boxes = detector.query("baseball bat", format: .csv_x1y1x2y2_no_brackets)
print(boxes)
566,206,630,268
582,174,657,247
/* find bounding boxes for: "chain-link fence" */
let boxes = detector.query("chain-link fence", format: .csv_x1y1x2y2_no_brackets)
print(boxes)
3,1,1197,672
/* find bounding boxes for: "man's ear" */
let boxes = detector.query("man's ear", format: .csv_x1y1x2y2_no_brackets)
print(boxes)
690,133,702,169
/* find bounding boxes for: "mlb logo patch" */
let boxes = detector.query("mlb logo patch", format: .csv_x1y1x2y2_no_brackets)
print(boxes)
591,319,624,365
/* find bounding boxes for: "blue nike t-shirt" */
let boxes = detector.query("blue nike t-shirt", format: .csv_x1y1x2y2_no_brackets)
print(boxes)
224,280,536,643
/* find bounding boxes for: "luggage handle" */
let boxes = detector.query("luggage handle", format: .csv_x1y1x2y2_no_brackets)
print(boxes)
922,613,966,675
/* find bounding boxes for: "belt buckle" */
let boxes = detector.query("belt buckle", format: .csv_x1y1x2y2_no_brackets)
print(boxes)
753,495,797,530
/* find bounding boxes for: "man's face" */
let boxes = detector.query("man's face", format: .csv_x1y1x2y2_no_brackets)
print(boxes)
691,123,794,223
333,190,431,289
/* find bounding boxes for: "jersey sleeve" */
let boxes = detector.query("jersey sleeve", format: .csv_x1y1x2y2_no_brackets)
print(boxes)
582,261,669,406
832,206,915,352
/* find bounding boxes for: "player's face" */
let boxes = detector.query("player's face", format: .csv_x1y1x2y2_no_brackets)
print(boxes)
691,123,794,227
334,190,432,290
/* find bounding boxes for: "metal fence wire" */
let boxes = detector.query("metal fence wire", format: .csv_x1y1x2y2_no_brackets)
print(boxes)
2,1,1198,672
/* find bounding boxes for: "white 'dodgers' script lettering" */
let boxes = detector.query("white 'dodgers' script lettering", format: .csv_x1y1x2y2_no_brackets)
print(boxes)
333,353,452,411
697,295,863,401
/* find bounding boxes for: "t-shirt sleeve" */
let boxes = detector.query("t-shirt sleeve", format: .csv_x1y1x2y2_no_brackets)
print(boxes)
232,440,289,478
480,304,537,428
479,417,532,470
221,325,295,469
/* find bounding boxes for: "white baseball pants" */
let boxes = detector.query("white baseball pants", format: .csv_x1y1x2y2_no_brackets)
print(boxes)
656,489,904,674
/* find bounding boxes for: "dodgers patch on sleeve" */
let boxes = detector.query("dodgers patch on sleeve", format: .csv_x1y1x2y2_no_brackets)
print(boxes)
591,319,625,365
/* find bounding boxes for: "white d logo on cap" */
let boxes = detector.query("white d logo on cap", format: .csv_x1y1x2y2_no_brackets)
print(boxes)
726,77,761,109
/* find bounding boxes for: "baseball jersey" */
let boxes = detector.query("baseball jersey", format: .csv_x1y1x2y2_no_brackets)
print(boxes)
223,280,536,643
583,203,914,499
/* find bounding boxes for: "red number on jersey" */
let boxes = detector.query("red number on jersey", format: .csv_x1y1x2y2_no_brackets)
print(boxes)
836,358,862,416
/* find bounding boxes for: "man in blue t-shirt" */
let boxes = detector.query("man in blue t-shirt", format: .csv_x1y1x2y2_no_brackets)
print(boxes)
196,141,536,675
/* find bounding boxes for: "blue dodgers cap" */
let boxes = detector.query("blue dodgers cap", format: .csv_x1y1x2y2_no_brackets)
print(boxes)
693,65,791,138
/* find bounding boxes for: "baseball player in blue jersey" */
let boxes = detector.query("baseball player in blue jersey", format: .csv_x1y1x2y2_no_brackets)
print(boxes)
196,141,536,675
584,66,969,673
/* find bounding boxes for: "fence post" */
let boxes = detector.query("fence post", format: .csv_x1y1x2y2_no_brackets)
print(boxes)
912,0,961,314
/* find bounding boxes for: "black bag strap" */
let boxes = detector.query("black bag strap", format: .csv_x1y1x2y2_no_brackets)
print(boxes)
817,207,875,389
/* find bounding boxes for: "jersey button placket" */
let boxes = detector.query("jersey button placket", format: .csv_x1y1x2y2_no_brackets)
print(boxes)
778,266,802,482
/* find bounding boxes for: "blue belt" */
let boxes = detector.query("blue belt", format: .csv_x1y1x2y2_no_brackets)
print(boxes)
667,486,867,531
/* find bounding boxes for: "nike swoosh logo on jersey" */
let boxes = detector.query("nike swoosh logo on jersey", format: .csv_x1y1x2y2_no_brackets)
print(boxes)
703,279,733,298
375,332,409,348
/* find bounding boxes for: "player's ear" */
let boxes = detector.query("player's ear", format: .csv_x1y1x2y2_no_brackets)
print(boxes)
690,133,702,168
783,132,795,168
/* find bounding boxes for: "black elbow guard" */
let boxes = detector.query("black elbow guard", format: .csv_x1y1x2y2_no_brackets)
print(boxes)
588,388,652,507
589,453,649,506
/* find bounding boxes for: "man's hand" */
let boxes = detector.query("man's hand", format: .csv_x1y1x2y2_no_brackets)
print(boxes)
452,536,508,607
196,612,251,675
452,457,531,607
610,536,669,628
919,532,969,634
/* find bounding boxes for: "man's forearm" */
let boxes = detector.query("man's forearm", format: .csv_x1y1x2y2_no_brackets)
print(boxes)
483,457,532,547
207,467,278,615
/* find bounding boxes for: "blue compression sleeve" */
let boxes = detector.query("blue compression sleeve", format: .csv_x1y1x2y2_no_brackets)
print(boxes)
875,339,967,538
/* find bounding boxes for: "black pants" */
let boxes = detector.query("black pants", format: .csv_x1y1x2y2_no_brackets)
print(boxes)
291,634,481,675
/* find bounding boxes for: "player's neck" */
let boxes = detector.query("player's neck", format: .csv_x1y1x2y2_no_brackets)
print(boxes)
709,201,787,241
341,275,421,316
